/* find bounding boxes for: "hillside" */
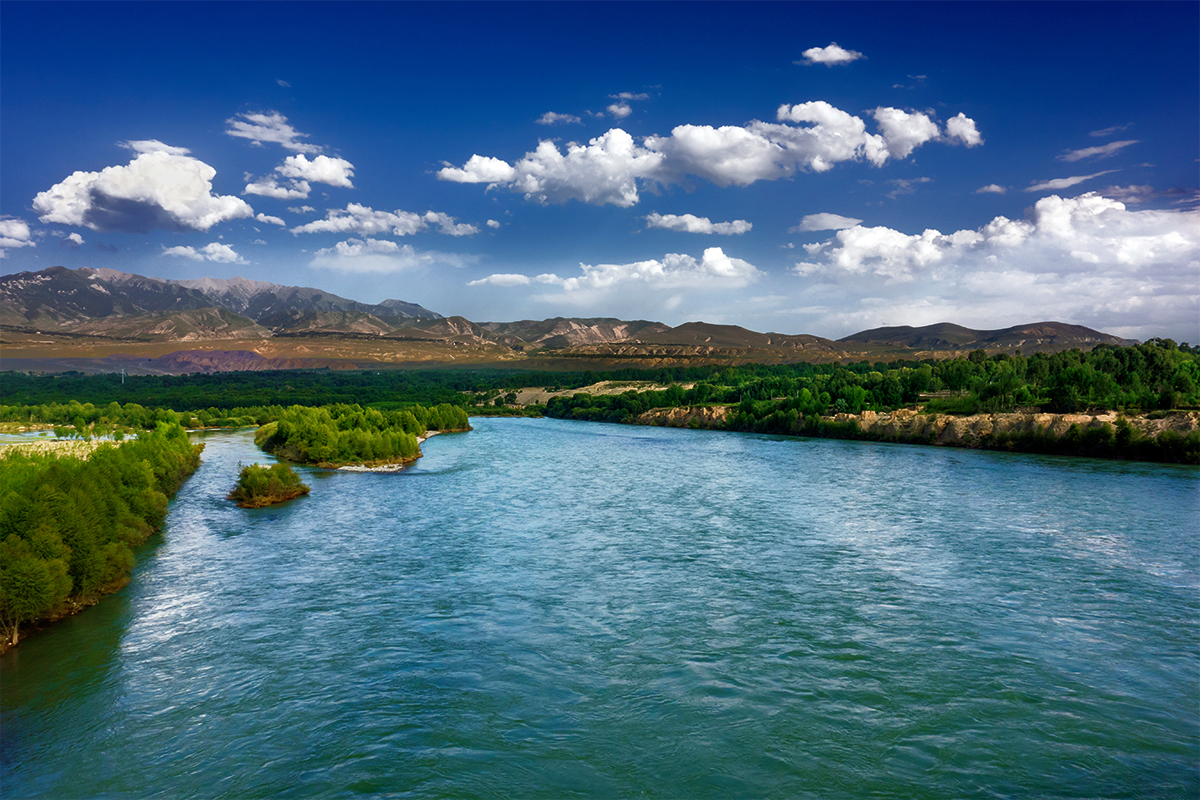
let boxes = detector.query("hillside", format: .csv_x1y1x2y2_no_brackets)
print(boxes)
0,266,1142,374
839,321,1131,353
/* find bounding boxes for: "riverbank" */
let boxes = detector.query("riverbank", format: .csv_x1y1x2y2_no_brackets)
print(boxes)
636,405,1200,464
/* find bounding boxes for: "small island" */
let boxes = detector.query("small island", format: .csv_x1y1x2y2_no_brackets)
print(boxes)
228,462,311,508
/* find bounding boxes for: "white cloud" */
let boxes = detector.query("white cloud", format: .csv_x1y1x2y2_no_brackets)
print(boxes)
1058,140,1138,162
288,205,316,214
797,42,865,66
0,217,35,255
244,154,355,199
468,273,531,287
422,211,480,237
33,142,253,232
244,176,311,199
479,247,761,300
162,242,245,263
437,154,519,184
792,213,863,232
644,212,751,235
1089,123,1133,138
1025,170,1119,193
945,113,984,147
439,102,979,206
872,108,940,159
252,239,267,245
276,154,355,187
611,92,649,101
290,203,477,237
225,111,321,153
975,184,1007,194
277,79,291,88
537,112,582,125
65,232,84,247
607,102,633,119
310,239,474,273
255,213,286,226
486,219,501,229
790,193,1200,340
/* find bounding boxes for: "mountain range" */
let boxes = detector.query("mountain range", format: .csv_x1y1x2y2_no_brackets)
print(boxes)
0,266,1134,374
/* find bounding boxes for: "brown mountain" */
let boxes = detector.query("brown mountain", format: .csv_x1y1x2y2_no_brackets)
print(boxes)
839,321,1131,353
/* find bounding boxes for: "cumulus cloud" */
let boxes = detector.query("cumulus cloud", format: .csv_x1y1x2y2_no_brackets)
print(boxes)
486,219,502,229
473,247,761,300
290,203,477,237
944,113,984,147
244,154,355,199
32,141,253,233
0,217,35,256
162,242,245,263
790,193,1199,340
255,213,286,226
792,213,863,232
796,42,865,66
607,102,633,119
1058,140,1138,162
288,205,316,214
225,111,321,153
537,112,582,125
873,108,940,159
975,184,1007,194
644,212,751,235
1025,170,1119,193
64,232,85,247
276,154,354,187
439,102,980,206
309,239,475,273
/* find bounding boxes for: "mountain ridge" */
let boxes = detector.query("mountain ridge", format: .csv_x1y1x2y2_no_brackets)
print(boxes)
1,265,1140,373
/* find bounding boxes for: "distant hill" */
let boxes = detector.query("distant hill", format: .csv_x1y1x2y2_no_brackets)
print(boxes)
1,265,1142,373
838,321,1132,353
636,321,841,350
0,266,442,339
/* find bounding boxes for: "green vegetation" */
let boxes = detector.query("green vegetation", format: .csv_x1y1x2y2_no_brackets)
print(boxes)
227,463,310,508
254,403,470,467
543,340,1200,464
0,423,203,647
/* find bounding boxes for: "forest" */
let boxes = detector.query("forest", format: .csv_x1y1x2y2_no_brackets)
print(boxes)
254,403,470,467
544,341,1200,463
0,423,203,647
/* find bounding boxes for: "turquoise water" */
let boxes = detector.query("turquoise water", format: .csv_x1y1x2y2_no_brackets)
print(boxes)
2,418,1197,798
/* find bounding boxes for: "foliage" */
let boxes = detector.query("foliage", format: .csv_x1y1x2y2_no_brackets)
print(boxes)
254,403,469,467
0,423,203,646
227,463,310,508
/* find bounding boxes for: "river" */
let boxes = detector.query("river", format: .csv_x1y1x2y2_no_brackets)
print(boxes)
2,418,1197,798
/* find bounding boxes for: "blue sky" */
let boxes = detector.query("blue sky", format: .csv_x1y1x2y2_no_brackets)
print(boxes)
2,1,1197,342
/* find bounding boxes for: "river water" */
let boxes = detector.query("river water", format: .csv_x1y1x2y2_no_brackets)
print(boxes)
2,418,1197,798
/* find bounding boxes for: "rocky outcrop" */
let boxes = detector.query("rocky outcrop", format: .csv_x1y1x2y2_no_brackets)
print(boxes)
635,405,1200,462
838,408,1200,444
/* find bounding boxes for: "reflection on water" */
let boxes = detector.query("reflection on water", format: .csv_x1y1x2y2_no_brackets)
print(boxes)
2,418,1197,798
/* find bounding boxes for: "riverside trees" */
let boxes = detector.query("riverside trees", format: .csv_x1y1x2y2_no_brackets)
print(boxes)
227,463,310,508
254,403,470,467
0,424,203,647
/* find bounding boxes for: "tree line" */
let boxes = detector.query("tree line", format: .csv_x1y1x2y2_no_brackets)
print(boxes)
0,423,203,647
254,403,470,467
